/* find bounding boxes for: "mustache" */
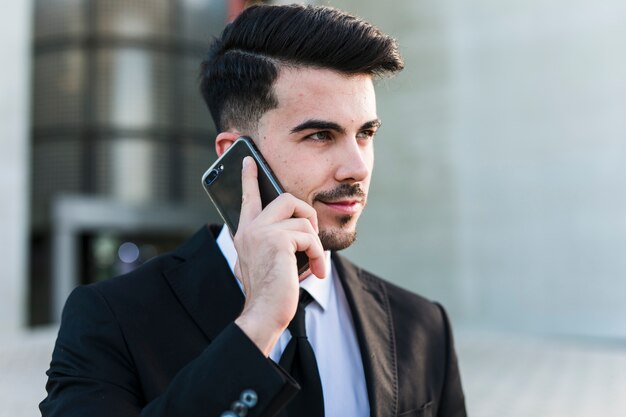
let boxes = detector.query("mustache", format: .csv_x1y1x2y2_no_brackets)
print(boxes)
313,183,366,202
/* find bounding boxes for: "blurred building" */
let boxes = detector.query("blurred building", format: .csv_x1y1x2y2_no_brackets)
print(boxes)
1,0,626,340
28,0,240,324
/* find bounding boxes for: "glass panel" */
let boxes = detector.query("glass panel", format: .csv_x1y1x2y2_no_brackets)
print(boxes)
33,49,85,127
95,0,172,39
94,138,171,202
32,139,83,209
94,48,172,129
35,0,85,39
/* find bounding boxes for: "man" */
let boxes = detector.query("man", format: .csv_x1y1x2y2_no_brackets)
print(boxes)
41,4,466,417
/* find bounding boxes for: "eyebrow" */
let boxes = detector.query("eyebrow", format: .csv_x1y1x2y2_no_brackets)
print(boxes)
362,119,382,130
289,118,382,134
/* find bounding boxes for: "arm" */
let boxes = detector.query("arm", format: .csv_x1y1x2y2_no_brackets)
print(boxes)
42,158,322,417
40,285,298,417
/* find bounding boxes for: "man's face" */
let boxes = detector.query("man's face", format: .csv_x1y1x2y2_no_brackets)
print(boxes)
254,67,378,251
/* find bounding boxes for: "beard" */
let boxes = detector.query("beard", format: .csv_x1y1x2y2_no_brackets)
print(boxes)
319,222,357,251
314,183,366,251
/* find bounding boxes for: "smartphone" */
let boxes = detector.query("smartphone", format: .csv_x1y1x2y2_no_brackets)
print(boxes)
202,136,310,275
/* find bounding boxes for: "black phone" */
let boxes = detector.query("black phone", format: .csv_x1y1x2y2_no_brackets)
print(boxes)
202,136,310,275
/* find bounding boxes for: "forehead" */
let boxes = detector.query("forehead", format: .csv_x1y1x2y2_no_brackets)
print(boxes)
262,67,377,129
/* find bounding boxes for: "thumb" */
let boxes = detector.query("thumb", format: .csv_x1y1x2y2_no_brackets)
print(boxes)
238,156,262,229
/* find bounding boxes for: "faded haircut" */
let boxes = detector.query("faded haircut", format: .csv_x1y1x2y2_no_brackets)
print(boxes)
199,4,404,134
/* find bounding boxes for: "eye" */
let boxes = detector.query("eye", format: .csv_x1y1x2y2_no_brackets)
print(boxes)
357,129,377,140
306,131,332,141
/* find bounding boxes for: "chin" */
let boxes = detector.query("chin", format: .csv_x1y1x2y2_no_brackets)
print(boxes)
318,218,358,251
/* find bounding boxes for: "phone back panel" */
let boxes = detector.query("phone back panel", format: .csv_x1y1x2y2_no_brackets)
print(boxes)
202,137,309,275
202,137,283,234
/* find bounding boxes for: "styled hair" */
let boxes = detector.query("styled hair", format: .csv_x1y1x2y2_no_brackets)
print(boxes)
199,4,404,133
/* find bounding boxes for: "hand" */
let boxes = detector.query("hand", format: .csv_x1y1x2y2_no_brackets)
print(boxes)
233,156,326,356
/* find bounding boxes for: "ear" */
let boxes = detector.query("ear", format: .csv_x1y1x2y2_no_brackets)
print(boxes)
215,131,241,157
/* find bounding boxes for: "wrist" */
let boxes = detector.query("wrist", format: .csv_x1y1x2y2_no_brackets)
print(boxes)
235,312,287,356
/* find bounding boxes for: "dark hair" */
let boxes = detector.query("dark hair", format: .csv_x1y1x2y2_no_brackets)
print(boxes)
199,4,404,133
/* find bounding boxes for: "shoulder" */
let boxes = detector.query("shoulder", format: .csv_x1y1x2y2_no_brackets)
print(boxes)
59,251,180,336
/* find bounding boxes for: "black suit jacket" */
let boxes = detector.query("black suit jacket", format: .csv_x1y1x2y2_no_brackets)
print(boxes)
41,225,466,417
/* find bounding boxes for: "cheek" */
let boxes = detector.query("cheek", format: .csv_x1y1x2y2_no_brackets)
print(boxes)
276,164,315,195
272,156,323,198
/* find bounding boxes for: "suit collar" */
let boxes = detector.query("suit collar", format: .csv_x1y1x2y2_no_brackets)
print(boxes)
164,225,245,341
332,252,398,417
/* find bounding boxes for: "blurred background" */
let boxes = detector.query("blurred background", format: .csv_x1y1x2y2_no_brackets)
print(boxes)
1,0,626,416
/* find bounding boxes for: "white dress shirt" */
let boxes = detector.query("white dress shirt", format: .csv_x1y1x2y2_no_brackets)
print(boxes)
216,226,369,417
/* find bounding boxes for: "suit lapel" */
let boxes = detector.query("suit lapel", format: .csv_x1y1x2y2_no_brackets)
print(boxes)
164,225,245,341
333,253,398,417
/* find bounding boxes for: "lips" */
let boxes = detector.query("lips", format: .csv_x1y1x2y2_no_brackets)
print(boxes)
318,199,363,215
313,184,367,215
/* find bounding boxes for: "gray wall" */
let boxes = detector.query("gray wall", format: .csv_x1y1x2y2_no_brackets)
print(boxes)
0,0,33,332
334,0,626,338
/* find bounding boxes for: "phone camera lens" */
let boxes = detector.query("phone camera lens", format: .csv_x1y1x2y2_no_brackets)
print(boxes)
205,168,220,186
218,164,224,171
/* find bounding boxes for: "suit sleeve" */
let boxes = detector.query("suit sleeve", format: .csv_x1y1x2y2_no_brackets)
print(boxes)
435,303,467,417
40,285,299,417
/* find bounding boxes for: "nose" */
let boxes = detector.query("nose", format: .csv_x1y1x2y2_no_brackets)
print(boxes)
334,138,371,183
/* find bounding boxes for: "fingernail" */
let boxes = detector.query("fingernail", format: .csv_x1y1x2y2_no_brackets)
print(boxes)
242,156,251,170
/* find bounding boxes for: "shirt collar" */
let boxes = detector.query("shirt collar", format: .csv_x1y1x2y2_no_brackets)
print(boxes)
215,225,333,311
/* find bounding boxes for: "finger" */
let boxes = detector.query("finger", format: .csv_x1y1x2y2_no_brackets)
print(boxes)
274,217,318,236
238,156,263,229
273,218,323,276
288,231,326,279
260,193,319,234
